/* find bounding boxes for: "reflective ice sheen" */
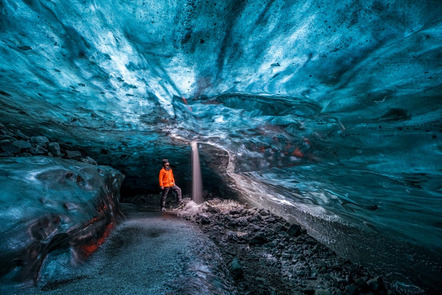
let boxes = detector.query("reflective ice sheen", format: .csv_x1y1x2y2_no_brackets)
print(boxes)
0,157,124,288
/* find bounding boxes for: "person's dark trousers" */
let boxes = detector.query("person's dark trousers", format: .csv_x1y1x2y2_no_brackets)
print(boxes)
161,185,182,209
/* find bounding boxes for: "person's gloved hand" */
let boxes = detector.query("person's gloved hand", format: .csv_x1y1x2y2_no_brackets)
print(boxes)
160,186,164,190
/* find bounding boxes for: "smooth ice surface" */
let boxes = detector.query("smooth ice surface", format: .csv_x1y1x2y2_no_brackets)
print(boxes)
11,208,236,295
0,0,441,290
0,156,124,286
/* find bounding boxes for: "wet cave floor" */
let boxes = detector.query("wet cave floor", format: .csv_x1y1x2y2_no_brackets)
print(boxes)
21,195,400,295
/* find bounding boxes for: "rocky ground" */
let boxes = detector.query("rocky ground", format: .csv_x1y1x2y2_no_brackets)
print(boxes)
0,122,405,294
170,197,397,295
0,123,96,164
5,204,236,295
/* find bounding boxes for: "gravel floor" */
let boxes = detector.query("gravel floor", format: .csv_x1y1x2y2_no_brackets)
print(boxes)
4,203,236,295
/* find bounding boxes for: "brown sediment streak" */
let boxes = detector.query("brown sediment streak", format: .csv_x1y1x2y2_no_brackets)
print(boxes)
79,222,114,258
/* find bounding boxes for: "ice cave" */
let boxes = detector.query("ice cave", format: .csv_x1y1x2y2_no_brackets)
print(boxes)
0,0,441,294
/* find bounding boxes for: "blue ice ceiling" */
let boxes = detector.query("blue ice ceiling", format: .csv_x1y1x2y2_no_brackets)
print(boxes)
0,0,441,289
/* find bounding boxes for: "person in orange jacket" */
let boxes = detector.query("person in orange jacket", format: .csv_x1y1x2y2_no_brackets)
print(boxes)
159,159,182,211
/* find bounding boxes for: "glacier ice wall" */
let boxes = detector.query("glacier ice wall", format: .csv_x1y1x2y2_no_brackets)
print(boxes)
0,0,440,193
0,0,441,291
0,156,124,286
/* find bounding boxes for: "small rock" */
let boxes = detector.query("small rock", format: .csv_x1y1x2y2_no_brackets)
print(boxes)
66,150,82,159
236,217,248,227
249,233,268,245
264,216,276,223
0,133,12,140
1,128,13,137
0,140,20,154
228,219,238,227
305,236,317,244
247,208,258,215
307,269,318,280
273,224,284,232
344,284,358,295
236,231,248,239
29,145,47,155
18,45,32,51
47,142,61,157
315,289,331,295
200,216,211,224
81,156,97,165
282,252,291,259
30,136,49,147
64,202,81,211
15,130,29,140
367,276,384,291
354,277,366,288
207,206,220,214
229,258,243,280
248,215,260,223
287,224,301,236
248,224,261,232
317,261,327,268
278,231,288,237
323,273,332,280
265,241,277,248
303,288,315,295
332,263,343,271
258,209,269,216
13,140,31,151
230,209,241,215
297,270,306,276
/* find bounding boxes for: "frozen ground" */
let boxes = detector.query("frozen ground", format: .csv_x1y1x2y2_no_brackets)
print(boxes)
5,203,236,295
3,196,439,294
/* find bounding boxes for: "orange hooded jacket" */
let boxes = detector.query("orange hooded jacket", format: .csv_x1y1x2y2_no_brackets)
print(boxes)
159,168,175,187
